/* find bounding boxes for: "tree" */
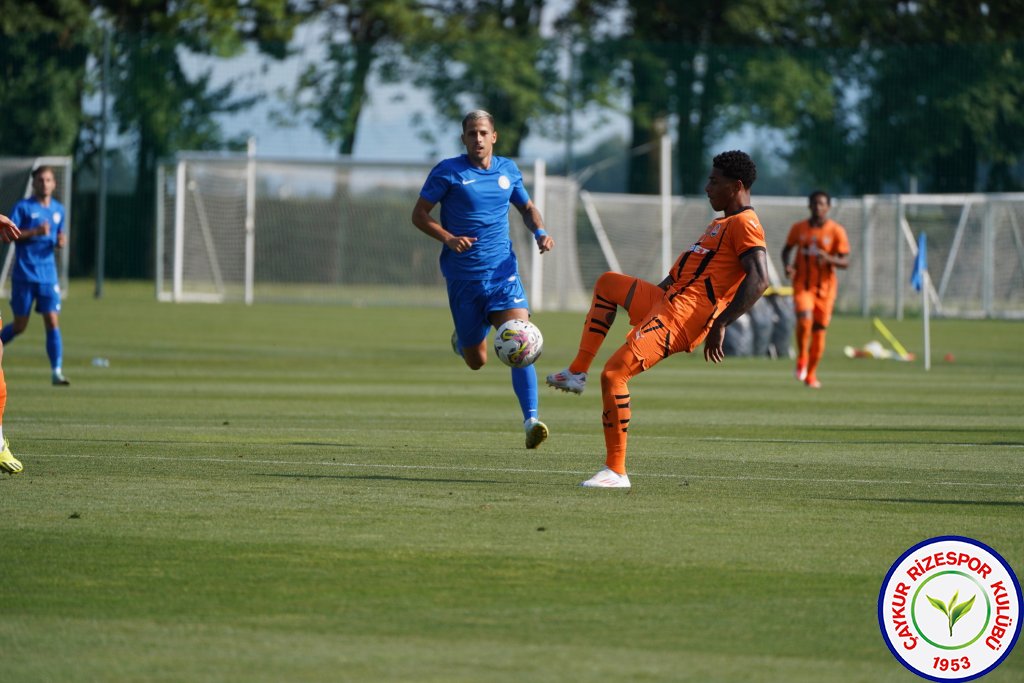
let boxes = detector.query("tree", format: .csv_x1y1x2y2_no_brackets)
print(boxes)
567,0,1024,194
0,0,92,156
100,1,313,202
397,0,562,157
569,0,825,194
721,0,1024,193
286,1,424,155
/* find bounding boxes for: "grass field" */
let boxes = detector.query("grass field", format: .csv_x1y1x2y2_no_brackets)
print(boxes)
1,281,1021,683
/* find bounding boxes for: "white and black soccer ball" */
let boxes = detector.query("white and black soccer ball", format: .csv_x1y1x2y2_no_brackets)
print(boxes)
493,319,544,368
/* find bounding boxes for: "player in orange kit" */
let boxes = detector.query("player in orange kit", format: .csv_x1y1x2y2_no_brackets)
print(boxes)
781,191,850,388
0,212,23,474
546,151,769,488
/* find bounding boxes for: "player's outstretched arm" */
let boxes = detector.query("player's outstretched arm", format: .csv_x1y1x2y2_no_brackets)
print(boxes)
703,249,770,364
0,213,21,243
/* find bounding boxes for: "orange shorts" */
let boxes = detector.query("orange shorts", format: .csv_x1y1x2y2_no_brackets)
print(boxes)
793,289,837,328
625,295,718,370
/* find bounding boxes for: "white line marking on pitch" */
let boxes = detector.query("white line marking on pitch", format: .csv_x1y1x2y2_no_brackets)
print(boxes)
25,453,1024,489
697,436,1024,448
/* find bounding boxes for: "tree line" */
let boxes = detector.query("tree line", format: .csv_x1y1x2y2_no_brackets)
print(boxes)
2,1,1022,218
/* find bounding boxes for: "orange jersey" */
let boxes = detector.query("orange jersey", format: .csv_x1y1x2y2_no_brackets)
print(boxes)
664,207,767,311
624,207,766,364
785,219,850,298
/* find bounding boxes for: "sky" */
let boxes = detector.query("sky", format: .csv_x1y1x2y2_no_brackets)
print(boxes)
178,3,630,166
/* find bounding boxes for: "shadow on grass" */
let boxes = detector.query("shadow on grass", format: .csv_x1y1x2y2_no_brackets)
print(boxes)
703,433,1024,447
255,472,505,485
841,497,1024,508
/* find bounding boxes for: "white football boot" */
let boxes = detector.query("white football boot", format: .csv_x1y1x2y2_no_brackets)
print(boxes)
545,367,587,395
581,468,631,488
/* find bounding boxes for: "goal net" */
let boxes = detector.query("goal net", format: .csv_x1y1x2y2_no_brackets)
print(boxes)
156,150,1024,319
0,156,73,296
577,191,1024,319
156,153,588,310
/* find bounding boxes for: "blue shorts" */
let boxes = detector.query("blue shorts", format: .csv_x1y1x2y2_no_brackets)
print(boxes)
10,280,62,317
448,273,529,348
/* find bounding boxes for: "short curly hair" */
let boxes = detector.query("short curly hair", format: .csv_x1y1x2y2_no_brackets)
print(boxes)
808,189,831,204
712,150,757,189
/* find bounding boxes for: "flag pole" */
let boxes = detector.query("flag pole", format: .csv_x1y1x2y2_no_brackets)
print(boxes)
910,231,930,370
923,271,931,371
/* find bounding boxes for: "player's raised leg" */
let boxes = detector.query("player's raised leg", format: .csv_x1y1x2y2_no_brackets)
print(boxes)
547,272,661,395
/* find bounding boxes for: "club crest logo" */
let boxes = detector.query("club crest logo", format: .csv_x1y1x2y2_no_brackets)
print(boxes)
879,536,1021,681
498,175,511,190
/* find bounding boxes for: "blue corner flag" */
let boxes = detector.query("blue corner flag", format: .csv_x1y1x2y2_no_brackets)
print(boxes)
911,232,927,292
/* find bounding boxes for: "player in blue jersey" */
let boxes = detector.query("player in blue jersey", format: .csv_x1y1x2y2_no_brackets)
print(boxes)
0,213,24,474
2,166,71,386
412,110,555,449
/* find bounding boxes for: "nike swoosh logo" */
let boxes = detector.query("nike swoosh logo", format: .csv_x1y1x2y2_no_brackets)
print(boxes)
513,297,525,303
461,179,476,185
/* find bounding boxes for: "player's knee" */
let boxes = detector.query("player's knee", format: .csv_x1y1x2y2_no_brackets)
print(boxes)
600,364,627,392
463,354,486,370
596,271,631,293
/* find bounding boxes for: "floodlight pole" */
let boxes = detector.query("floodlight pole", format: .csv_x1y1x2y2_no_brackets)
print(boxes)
923,270,931,370
660,134,672,276
531,157,546,312
95,25,110,299
244,137,256,305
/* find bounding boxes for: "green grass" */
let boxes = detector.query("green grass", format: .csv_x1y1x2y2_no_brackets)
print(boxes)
1,280,1021,683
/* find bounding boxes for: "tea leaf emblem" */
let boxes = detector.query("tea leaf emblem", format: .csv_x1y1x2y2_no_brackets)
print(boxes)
927,590,976,637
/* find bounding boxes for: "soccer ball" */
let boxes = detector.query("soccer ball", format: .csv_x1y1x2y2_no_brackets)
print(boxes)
493,319,543,368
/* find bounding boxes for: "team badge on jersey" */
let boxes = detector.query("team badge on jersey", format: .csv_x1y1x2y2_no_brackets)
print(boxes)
498,175,511,190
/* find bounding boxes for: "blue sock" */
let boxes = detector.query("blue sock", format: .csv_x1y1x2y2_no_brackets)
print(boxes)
0,324,15,345
511,365,538,423
46,328,63,371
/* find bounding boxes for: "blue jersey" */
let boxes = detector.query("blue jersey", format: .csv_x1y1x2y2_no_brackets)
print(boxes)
10,196,65,284
419,155,531,281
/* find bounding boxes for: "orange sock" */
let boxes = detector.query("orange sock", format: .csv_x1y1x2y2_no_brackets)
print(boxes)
599,345,644,475
807,326,827,378
570,272,659,375
795,316,812,364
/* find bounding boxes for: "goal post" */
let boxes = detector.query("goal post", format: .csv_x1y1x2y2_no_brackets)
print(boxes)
0,156,73,297
155,150,1024,319
579,191,1024,319
155,152,589,309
